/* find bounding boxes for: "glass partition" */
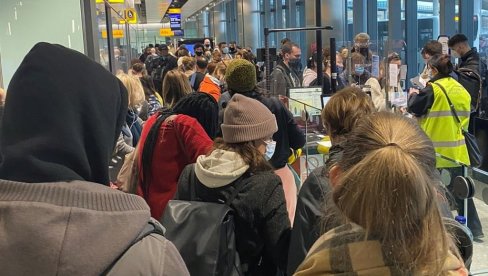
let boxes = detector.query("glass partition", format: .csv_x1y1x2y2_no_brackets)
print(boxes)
96,1,143,74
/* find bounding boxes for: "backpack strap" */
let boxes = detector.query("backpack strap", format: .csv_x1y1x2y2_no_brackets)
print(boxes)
224,172,250,206
180,164,249,206
431,82,463,126
190,73,198,90
101,218,165,275
176,164,198,201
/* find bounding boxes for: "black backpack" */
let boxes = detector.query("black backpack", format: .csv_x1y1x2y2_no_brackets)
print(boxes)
160,165,244,276
454,67,482,111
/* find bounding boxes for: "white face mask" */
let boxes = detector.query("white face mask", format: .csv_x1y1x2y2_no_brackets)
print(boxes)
264,140,276,160
451,50,461,58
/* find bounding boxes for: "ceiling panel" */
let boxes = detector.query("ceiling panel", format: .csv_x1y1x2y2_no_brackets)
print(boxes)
181,0,214,20
145,0,172,23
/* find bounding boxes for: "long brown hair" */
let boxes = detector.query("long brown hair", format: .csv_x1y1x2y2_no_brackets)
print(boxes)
333,112,455,274
162,69,191,108
212,138,273,173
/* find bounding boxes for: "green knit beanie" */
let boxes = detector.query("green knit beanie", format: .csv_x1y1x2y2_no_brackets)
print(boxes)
225,59,257,93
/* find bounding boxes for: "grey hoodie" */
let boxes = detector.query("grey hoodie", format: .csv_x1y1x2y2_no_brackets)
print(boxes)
194,149,249,188
0,179,189,275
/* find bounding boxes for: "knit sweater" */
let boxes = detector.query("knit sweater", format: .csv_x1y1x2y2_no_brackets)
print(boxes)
0,179,189,275
178,152,291,275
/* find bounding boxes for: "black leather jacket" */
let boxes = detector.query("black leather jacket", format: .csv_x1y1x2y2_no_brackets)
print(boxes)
459,48,482,74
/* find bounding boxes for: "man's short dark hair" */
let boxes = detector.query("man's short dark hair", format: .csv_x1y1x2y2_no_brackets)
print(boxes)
196,57,208,69
421,40,443,56
218,42,227,48
448,34,469,47
194,43,204,51
281,37,291,45
281,42,299,55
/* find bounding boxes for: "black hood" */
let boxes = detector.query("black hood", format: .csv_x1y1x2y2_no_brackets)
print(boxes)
0,43,128,184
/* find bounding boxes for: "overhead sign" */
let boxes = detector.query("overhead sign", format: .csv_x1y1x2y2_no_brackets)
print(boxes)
167,8,181,14
159,28,174,37
173,30,184,37
169,13,181,30
96,0,125,3
125,8,137,24
101,29,124,39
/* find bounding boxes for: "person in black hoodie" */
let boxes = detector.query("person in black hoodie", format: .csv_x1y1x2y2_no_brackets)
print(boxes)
0,42,188,275
223,59,306,225
178,94,290,275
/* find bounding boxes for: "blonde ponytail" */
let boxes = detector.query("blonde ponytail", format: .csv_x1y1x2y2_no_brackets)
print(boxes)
333,112,453,274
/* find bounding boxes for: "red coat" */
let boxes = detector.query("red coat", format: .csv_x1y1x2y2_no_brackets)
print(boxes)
137,114,213,219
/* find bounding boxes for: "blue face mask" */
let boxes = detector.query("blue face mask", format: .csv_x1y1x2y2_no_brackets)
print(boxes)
355,65,365,75
264,140,276,160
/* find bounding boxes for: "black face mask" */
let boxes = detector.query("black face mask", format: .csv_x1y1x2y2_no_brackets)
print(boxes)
195,51,203,56
288,58,301,69
204,44,211,48
229,47,236,53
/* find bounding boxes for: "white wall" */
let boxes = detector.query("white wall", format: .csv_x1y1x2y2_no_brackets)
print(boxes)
0,0,85,88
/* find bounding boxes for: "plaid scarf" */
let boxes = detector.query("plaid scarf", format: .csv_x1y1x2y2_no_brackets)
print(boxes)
294,223,468,276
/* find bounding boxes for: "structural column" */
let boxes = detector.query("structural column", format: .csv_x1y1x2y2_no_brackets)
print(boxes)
440,0,456,36
366,0,378,43
388,0,402,41
405,0,418,80
352,0,367,35
459,0,475,43
213,3,227,44
286,0,298,43
80,0,100,62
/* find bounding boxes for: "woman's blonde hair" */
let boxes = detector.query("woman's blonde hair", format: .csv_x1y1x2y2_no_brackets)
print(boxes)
213,62,228,81
321,86,375,142
180,56,195,72
116,73,145,109
162,69,191,108
333,112,454,274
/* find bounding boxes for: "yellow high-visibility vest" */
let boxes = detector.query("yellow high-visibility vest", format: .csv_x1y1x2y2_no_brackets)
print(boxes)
419,77,471,168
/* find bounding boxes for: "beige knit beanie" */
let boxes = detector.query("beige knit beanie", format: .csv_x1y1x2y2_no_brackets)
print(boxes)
221,94,278,143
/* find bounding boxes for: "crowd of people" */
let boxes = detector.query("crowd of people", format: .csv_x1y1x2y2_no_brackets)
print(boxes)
0,31,484,275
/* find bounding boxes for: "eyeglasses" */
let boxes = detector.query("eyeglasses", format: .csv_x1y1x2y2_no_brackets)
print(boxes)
354,42,370,48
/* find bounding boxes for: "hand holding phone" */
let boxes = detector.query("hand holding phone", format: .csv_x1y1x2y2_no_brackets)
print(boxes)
409,87,420,96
